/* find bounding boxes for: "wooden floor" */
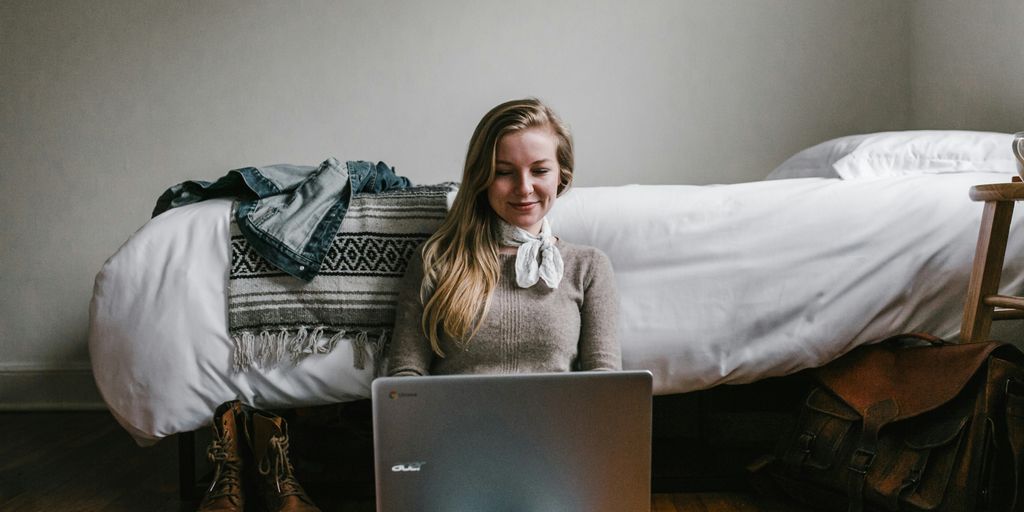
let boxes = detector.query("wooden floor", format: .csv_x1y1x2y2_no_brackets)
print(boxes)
0,411,810,511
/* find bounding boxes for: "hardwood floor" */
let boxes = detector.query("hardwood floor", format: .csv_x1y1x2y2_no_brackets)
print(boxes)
1,412,181,511
0,411,810,511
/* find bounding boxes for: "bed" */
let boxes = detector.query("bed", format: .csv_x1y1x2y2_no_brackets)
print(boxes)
88,130,1024,446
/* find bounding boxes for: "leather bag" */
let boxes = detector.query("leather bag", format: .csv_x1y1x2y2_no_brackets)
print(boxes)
751,334,1024,512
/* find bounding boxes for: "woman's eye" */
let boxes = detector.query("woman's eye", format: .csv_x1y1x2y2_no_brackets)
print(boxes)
532,168,551,174
495,169,512,176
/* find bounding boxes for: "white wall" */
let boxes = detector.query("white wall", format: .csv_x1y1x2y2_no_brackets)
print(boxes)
909,0,1024,132
2,0,916,407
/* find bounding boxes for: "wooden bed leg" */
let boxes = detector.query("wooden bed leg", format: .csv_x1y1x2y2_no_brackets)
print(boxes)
178,431,198,501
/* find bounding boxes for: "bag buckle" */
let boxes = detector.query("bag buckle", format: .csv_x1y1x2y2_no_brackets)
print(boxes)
796,432,816,466
797,432,815,454
848,448,876,474
902,465,923,487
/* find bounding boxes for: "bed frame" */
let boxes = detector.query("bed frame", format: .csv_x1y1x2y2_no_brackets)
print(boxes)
176,177,1024,500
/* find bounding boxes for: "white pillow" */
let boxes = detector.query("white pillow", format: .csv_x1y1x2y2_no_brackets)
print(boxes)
767,131,1016,180
833,131,1016,179
766,134,871,180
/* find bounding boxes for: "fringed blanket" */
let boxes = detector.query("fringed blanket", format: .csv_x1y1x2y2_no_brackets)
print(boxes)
228,183,456,373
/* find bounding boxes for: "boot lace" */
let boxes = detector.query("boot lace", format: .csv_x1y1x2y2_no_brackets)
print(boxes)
259,434,305,497
206,436,242,502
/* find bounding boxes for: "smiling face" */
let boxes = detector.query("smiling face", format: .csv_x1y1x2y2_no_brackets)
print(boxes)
486,126,562,235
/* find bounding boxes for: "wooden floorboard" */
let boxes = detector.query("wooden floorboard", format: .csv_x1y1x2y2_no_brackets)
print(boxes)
0,411,813,511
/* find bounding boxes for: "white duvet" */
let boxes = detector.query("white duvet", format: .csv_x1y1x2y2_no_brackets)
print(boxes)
89,173,1024,445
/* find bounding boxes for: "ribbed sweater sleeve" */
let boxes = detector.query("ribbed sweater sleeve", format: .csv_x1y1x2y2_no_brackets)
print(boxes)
386,250,433,376
576,251,621,371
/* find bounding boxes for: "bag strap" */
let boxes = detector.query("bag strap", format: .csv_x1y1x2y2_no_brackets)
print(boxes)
878,332,951,347
845,399,899,512
1007,377,1024,511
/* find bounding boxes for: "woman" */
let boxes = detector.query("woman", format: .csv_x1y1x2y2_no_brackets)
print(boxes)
387,98,620,376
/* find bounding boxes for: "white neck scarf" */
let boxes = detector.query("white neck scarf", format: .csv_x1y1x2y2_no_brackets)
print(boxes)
499,217,564,289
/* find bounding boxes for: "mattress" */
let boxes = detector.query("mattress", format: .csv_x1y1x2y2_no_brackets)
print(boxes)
89,173,1024,445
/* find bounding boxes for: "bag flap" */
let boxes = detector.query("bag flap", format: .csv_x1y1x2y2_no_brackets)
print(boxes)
903,413,968,450
805,388,859,421
814,340,1003,421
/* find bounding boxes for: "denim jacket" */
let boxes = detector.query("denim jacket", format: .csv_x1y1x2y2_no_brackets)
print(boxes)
153,157,411,281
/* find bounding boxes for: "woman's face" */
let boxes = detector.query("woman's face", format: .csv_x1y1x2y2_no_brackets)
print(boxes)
487,127,561,235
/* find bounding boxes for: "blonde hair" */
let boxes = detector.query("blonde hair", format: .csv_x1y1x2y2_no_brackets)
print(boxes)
419,98,574,356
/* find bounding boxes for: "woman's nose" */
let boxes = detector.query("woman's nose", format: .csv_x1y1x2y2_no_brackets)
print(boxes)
514,175,533,195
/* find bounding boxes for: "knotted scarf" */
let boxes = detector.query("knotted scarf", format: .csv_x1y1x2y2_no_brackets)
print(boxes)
498,217,564,289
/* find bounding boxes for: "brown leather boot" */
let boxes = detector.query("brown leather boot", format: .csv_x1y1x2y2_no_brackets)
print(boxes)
196,400,246,512
246,409,322,512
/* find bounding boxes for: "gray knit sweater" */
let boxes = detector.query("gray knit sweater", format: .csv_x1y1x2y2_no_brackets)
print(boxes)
386,240,621,376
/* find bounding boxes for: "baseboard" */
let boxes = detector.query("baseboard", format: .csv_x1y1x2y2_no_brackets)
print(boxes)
0,362,107,410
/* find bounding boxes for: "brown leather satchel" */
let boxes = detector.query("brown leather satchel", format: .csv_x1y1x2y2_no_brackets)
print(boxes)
751,334,1024,512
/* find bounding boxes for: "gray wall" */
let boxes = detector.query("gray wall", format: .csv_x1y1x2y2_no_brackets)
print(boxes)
909,0,1024,132
0,0,1004,408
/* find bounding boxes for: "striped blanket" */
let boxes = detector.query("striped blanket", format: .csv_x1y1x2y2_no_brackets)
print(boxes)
228,183,456,373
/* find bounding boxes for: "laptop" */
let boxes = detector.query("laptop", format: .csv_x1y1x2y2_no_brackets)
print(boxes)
371,370,653,512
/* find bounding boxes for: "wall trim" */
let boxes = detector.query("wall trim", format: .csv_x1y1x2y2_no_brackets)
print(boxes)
0,362,107,410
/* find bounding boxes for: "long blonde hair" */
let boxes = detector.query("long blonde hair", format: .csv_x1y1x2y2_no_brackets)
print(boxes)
419,98,574,356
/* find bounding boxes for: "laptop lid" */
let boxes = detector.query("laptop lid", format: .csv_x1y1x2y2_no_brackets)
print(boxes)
371,370,652,512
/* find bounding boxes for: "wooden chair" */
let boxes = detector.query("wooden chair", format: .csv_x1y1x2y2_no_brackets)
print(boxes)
961,178,1024,342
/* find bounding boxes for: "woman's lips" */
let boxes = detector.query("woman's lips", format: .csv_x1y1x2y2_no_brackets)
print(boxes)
510,202,537,211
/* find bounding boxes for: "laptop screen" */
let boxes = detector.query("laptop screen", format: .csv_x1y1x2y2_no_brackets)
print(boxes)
371,371,652,512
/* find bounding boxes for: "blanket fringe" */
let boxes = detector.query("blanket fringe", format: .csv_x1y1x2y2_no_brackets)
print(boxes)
231,327,390,373
373,331,391,378
348,330,391,376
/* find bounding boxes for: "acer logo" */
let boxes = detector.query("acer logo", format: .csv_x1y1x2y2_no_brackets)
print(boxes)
391,462,426,472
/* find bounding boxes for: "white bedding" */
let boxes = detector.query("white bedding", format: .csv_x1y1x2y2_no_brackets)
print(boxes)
89,173,1024,445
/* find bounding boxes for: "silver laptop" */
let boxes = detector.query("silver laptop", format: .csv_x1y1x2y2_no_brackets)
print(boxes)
371,370,653,512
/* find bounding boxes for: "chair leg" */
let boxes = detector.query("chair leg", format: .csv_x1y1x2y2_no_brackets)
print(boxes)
962,200,1015,342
